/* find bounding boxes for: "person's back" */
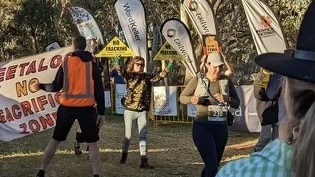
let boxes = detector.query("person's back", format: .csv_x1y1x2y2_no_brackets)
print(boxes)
35,36,105,177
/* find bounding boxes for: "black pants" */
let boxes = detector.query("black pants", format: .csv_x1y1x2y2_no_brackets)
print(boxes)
53,105,99,142
192,121,228,177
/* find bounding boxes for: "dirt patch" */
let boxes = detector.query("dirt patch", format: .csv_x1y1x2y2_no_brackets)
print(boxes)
0,115,258,177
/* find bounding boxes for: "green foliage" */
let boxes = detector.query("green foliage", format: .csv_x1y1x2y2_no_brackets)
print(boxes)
213,0,311,83
0,0,312,85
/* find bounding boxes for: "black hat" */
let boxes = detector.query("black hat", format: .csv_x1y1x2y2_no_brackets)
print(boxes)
255,1,315,83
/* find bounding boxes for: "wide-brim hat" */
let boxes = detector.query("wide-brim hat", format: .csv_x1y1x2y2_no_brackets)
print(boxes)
255,1,315,83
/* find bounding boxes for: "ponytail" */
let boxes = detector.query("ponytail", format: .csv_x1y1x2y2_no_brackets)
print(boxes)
292,101,315,177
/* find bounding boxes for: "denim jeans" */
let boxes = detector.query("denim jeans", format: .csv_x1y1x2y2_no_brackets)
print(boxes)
192,121,228,177
122,110,148,157
254,123,279,152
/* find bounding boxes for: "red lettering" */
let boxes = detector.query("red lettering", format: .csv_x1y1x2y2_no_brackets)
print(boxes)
52,111,57,120
12,104,22,119
48,94,56,108
39,114,54,129
6,65,17,80
31,98,40,112
26,61,37,75
50,55,63,68
5,108,14,122
0,109,6,123
54,92,61,104
37,95,48,110
19,123,30,134
38,58,48,72
0,67,5,82
19,62,29,76
20,101,34,116
29,119,40,133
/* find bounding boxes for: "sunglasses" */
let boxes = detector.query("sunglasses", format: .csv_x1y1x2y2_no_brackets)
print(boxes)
134,63,144,67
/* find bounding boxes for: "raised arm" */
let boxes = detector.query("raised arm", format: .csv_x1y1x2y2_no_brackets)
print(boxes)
221,53,234,78
150,60,175,83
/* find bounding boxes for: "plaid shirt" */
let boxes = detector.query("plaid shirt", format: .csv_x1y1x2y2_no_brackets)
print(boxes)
216,139,293,177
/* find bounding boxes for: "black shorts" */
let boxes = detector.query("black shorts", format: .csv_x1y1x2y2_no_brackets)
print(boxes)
53,105,99,143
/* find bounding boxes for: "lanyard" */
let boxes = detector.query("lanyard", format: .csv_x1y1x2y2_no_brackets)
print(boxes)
200,73,227,108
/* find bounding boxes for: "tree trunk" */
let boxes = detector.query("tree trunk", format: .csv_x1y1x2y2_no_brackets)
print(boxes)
31,33,39,54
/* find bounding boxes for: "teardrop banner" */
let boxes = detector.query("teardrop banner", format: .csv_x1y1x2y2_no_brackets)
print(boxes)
114,0,148,71
161,18,197,77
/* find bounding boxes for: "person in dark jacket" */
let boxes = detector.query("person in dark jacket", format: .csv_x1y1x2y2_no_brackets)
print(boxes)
118,56,174,169
34,36,105,177
253,69,280,152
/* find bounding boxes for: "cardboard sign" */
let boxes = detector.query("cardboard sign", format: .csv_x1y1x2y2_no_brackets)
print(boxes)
153,41,183,61
203,35,220,55
96,36,134,58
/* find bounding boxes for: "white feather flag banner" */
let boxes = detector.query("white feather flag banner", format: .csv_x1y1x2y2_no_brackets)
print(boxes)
182,0,216,36
69,6,104,52
114,0,148,71
241,0,287,54
161,19,197,77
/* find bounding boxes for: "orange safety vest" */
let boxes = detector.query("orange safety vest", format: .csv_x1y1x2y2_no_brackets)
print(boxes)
58,56,95,107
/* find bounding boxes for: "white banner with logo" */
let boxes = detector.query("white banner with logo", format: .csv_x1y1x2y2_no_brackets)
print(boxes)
153,86,177,116
161,19,197,77
69,6,104,51
182,0,216,36
0,47,72,141
114,0,148,71
241,0,287,54
115,84,126,114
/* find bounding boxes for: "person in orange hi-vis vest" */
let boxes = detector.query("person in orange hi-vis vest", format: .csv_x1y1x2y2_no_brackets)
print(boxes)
33,36,105,177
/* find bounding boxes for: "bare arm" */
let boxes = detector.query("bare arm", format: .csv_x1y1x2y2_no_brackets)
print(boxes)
150,60,174,83
221,53,234,78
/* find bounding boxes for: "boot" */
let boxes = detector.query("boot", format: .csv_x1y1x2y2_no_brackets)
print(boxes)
140,157,154,169
35,169,45,177
74,141,82,156
120,152,128,164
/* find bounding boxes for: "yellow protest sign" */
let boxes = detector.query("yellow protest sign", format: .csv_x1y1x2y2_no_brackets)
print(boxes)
153,42,183,61
258,74,270,88
203,35,220,55
96,36,134,58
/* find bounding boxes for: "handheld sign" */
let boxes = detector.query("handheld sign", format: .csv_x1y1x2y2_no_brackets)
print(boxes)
153,41,183,61
96,36,134,58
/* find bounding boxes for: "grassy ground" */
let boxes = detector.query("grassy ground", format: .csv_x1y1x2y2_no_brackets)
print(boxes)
0,115,258,177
